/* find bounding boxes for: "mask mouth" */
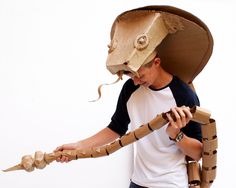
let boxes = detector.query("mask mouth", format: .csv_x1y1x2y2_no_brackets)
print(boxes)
109,50,158,80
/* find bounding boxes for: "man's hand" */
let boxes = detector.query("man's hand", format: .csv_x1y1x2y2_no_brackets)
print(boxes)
54,142,81,163
166,106,192,139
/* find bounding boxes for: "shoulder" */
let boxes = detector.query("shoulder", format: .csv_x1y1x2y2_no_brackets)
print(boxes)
122,78,138,91
169,76,200,107
119,78,139,101
170,76,193,92
107,79,139,136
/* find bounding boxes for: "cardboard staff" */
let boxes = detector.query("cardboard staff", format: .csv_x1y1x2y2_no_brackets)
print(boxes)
3,106,217,188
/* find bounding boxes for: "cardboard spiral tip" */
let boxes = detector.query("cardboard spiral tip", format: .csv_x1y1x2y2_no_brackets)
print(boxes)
2,164,23,172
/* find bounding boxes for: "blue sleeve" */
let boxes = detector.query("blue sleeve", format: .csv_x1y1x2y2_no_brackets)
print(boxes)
107,79,139,136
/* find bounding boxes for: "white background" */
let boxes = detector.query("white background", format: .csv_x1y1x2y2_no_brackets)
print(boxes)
0,0,235,187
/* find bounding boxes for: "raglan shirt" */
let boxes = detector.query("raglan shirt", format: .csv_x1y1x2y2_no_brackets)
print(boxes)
108,76,202,188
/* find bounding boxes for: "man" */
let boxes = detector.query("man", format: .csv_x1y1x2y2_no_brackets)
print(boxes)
55,5,213,188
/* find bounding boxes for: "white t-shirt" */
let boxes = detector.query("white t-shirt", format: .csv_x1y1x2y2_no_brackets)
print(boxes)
127,86,187,188
108,76,202,188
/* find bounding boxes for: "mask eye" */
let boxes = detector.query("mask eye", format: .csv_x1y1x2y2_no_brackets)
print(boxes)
134,34,149,50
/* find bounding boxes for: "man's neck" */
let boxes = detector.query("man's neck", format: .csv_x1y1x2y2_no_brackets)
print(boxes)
151,70,173,90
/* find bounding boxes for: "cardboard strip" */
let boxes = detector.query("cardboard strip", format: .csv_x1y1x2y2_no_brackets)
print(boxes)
201,119,216,139
191,106,211,124
187,161,201,185
202,168,217,183
120,132,138,146
202,152,217,169
203,138,218,152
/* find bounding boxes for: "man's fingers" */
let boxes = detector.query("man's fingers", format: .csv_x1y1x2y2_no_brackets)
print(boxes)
170,107,193,128
182,107,192,119
56,155,70,163
171,107,182,121
166,112,174,123
166,113,179,129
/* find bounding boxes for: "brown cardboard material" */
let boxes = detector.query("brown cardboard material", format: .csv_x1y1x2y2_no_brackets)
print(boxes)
187,161,201,187
106,6,213,84
3,106,218,188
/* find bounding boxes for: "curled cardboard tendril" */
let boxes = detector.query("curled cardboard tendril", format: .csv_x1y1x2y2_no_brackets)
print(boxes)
89,72,123,102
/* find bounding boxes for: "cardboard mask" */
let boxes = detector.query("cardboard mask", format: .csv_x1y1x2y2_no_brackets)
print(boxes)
106,5,213,83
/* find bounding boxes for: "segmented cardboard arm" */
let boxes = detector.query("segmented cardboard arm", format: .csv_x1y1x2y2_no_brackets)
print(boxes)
3,106,217,188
